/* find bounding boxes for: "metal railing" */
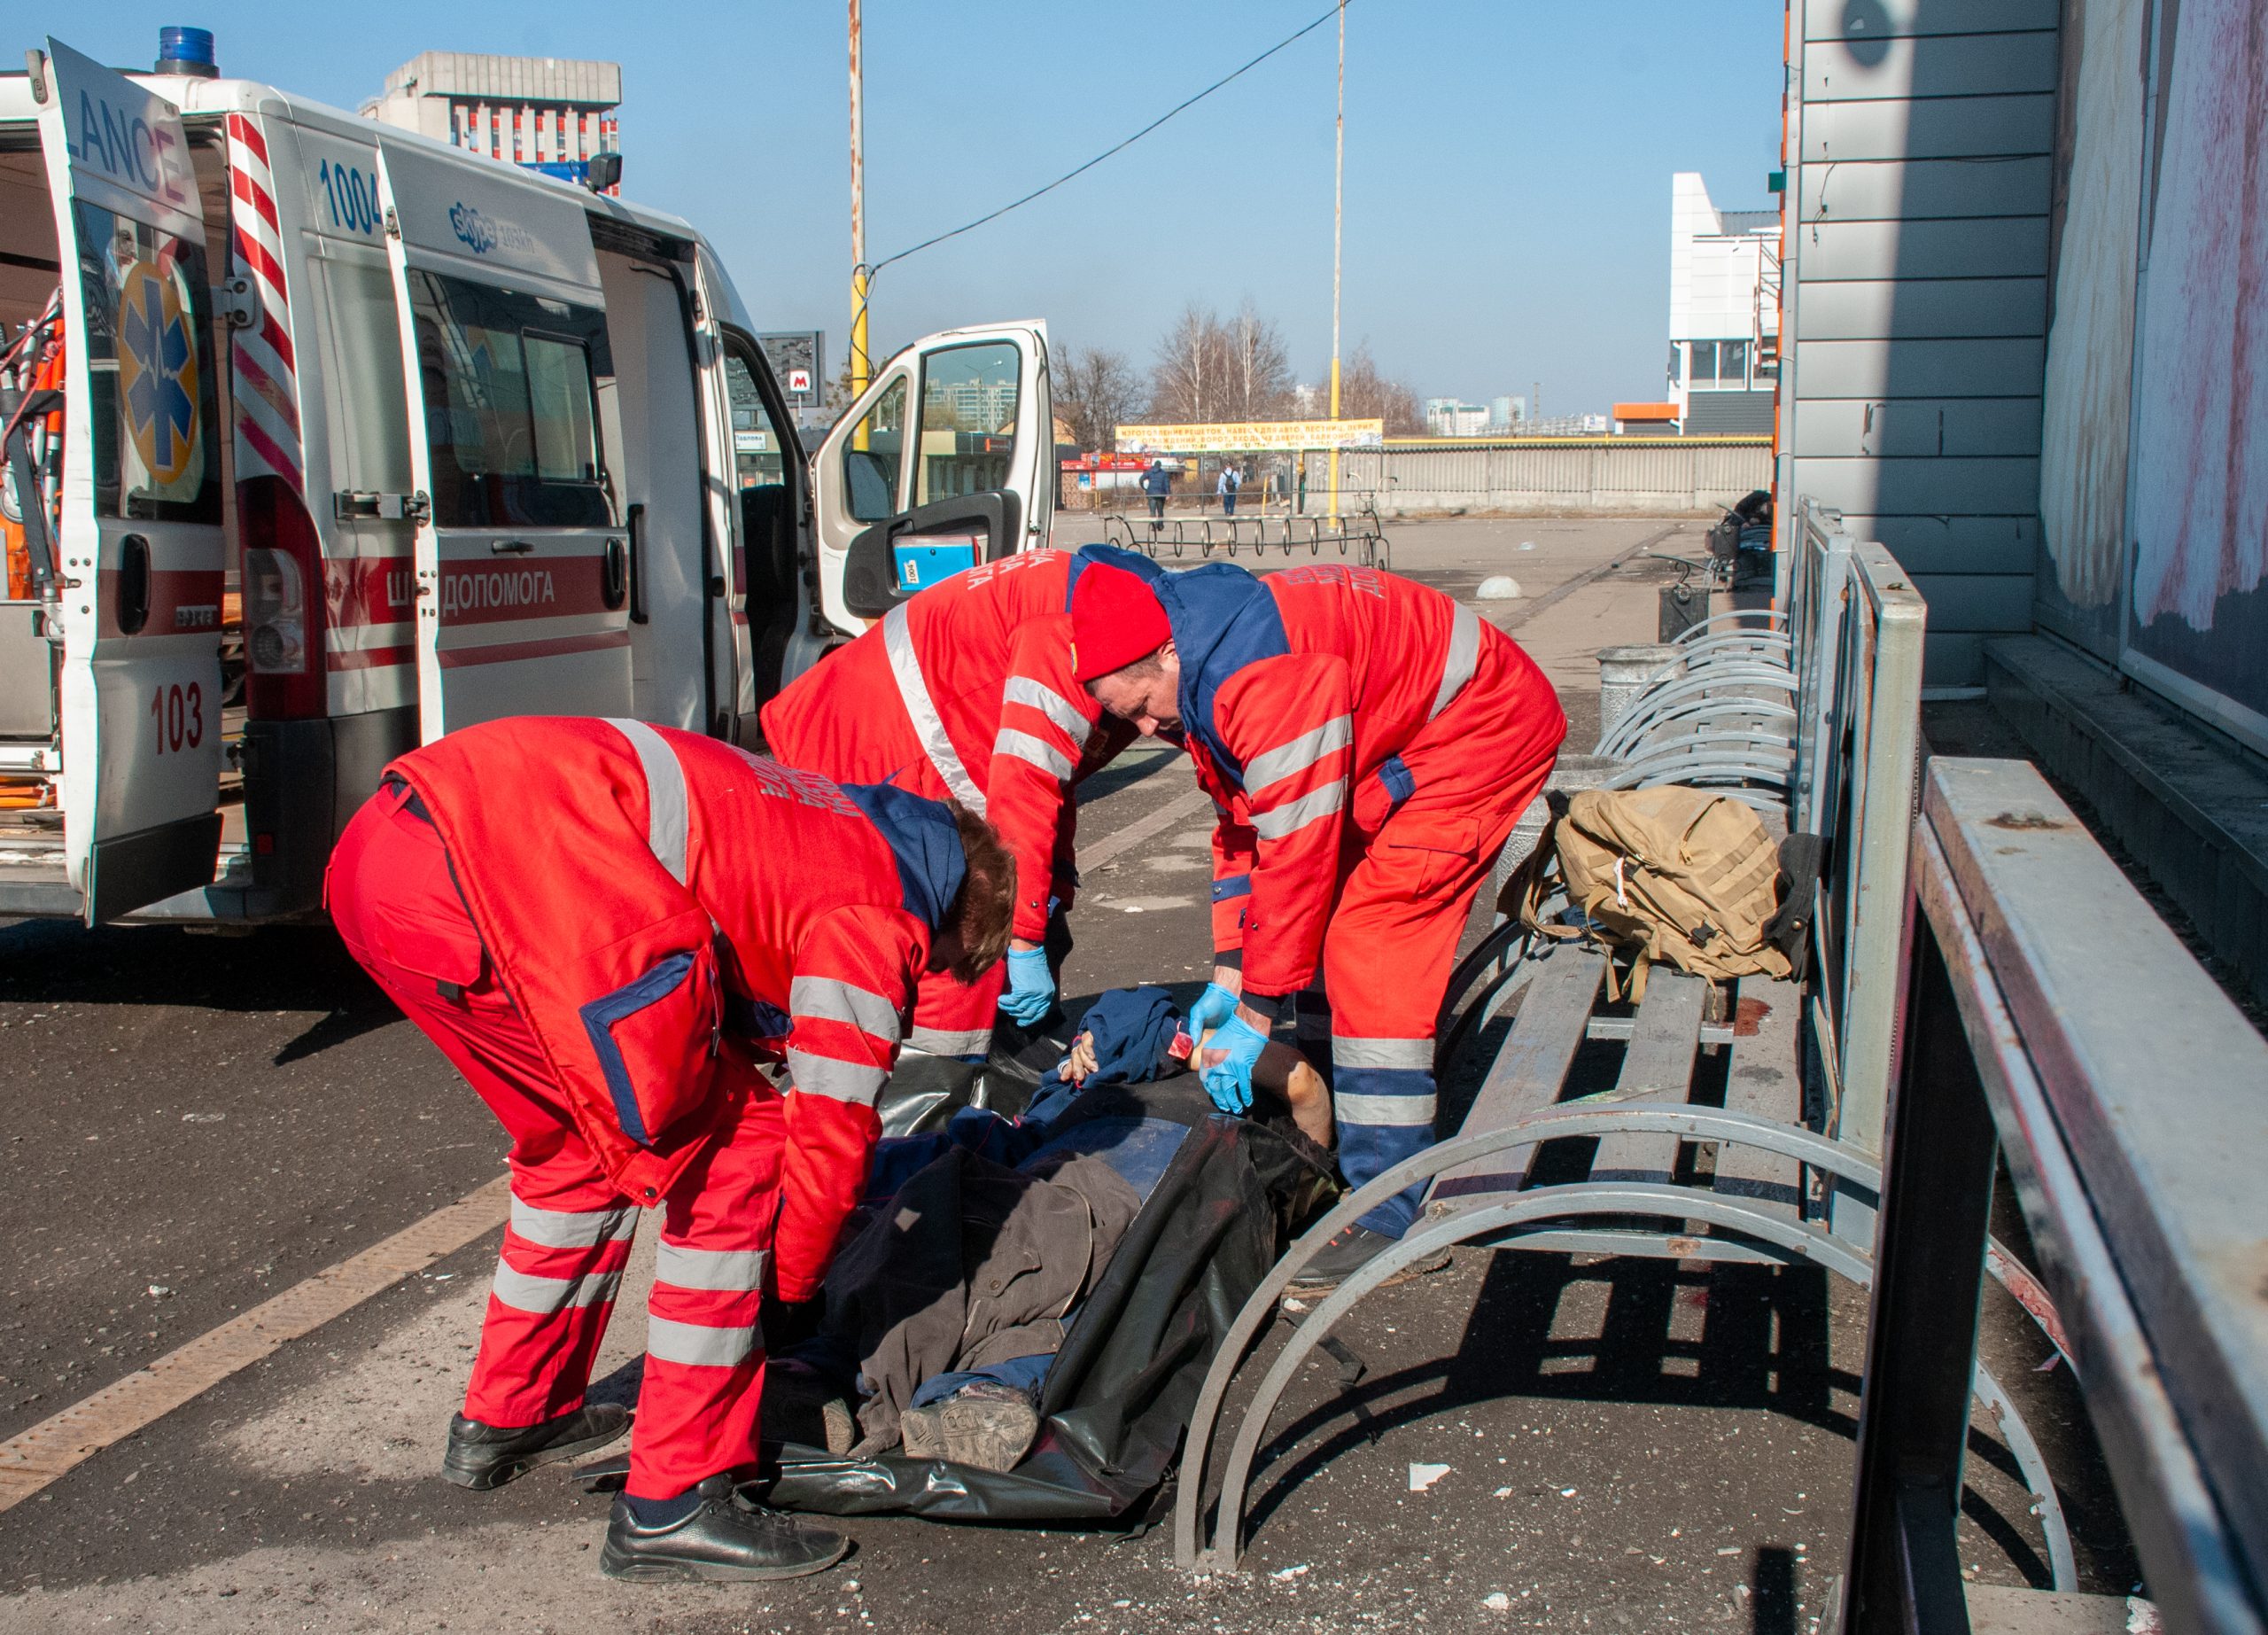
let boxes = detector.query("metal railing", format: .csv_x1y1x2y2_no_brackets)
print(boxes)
1843,759,2268,1633
1089,504,1390,570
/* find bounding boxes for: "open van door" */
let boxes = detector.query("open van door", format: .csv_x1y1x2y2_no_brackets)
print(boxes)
371,138,633,740
810,321,1052,635
31,40,225,922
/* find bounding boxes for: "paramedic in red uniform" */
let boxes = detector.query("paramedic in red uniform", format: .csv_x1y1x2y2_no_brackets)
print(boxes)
325,717,1014,1582
761,548,1138,1059
1068,545,1565,1292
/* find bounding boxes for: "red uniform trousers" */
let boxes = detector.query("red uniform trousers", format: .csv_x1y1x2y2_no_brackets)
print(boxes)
1293,636,1562,1234
328,790,781,1502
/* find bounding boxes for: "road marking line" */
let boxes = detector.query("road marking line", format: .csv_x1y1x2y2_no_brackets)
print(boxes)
0,1175,510,1514
0,775,1215,1514
1079,786,1214,869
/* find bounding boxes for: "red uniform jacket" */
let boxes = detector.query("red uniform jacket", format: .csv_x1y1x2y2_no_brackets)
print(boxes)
1070,547,1565,1000
385,718,965,1302
761,549,1135,942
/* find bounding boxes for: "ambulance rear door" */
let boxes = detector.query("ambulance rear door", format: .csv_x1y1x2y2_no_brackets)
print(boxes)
809,320,1052,637
32,39,225,922
372,139,633,740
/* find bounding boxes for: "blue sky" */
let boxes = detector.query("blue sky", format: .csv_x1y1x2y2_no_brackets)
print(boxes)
66,4,1784,413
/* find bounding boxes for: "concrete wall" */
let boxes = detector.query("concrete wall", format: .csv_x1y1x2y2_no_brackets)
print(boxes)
1340,439,1773,518
1780,0,2060,685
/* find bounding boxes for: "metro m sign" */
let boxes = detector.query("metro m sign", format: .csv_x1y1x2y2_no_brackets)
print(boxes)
787,369,812,395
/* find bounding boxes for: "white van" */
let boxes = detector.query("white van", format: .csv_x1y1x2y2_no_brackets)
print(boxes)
0,35,1053,925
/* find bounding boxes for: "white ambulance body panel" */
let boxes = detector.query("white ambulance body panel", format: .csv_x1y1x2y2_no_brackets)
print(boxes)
0,36,1056,925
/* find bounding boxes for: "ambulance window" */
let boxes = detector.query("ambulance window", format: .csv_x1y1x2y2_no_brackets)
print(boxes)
914,341,1018,507
69,204,222,524
841,376,905,522
407,271,613,528
524,334,601,482
723,349,787,490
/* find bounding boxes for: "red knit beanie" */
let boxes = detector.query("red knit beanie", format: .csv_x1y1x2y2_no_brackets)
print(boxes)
1069,562,1172,681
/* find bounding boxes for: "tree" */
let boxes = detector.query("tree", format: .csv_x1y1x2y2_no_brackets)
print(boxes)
1332,344,1424,435
1148,304,1231,424
1223,301,1294,423
1054,346,1144,454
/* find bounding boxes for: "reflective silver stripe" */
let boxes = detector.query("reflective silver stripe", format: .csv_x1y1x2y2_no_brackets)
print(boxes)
1251,782,1347,840
882,604,986,814
786,1047,889,1106
605,718,690,884
646,1314,757,1369
508,1197,638,1250
1332,1034,1435,1070
995,728,1074,781
655,1242,769,1292
1004,675,1089,740
490,1262,624,1315
788,974,901,1042
1431,602,1482,721
1335,1091,1439,1126
1244,715,1352,793
906,1024,994,1057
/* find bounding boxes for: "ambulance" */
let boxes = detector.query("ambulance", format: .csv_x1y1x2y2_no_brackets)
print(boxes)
0,33,1054,924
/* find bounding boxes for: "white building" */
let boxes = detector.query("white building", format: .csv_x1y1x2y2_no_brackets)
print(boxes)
1423,398,1492,438
361,53,621,191
1667,172,1779,434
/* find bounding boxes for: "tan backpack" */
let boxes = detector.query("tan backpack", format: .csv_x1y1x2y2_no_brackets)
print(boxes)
1499,786,1795,1000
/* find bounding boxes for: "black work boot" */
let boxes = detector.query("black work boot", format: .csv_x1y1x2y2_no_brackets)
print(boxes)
442,1403,630,1491
601,1475,850,1582
1284,1226,1449,1298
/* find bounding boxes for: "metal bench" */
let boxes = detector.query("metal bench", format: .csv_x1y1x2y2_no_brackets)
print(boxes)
1172,505,2078,1584
1840,759,2268,1632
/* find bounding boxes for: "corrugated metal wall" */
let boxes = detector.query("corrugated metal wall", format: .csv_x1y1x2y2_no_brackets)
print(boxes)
1781,0,2059,685
1340,440,1771,516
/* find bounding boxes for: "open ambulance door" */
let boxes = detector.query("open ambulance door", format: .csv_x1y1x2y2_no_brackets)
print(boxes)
809,321,1052,637
32,40,225,922
372,138,633,742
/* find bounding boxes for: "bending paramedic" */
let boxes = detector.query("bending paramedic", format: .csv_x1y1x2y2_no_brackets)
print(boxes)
325,717,1014,1582
1069,546,1565,1293
761,548,1138,1078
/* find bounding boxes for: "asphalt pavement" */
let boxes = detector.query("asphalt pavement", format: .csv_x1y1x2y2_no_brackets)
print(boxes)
0,521,2123,1632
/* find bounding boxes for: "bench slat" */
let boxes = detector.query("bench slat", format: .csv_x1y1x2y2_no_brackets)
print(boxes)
1712,972,1806,1220
1429,945,1606,1205
1588,971,1708,1184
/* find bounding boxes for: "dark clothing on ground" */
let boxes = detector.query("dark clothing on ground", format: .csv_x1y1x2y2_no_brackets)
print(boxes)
822,1145,1141,1452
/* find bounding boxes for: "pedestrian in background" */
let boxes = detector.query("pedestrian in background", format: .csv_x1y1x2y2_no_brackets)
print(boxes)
1217,463,1239,518
1140,460,1170,536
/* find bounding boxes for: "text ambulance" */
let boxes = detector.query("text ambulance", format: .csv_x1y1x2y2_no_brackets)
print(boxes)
0,33,1054,925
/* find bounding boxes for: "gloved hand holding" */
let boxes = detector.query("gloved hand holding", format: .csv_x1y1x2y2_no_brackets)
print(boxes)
1199,1011,1269,1115
997,945,1055,1026
1187,980,1241,1040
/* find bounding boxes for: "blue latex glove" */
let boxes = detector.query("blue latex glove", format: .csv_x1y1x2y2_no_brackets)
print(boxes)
1187,981,1240,1039
1199,1011,1268,1114
997,946,1055,1026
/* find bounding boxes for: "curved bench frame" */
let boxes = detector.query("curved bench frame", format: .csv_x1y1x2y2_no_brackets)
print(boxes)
1171,1106,2075,1592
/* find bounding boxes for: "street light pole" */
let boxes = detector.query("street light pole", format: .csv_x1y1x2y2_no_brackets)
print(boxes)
849,0,870,405
1326,0,1345,526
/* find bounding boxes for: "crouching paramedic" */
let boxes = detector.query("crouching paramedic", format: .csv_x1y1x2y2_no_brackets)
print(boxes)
761,549,1138,1064
324,717,1014,1582
1068,547,1566,1292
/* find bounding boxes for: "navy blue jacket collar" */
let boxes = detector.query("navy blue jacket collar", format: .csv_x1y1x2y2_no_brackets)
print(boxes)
1071,544,1288,783
840,782,966,930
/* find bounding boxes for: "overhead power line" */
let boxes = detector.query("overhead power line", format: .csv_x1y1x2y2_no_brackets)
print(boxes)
866,0,1355,282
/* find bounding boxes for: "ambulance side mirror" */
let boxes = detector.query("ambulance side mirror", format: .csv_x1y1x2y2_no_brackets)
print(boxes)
585,152,623,193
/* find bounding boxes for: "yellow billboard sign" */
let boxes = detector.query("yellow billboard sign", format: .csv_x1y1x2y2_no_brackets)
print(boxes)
1115,418,1386,454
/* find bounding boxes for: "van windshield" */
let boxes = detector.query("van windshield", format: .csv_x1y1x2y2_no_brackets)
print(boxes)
408,271,612,528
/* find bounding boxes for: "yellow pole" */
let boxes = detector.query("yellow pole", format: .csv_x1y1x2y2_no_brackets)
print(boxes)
1327,0,1345,526
848,0,870,413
